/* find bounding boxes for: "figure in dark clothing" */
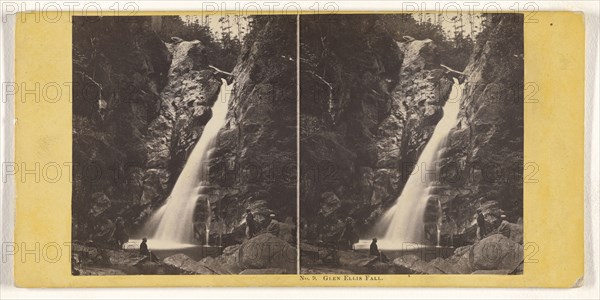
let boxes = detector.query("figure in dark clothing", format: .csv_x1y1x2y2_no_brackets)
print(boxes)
245,209,256,239
476,208,487,239
139,237,159,262
369,238,389,262
370,238,380,256
139,238,150,256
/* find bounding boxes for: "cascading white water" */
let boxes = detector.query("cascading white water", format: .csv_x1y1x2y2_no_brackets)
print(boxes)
372,78,464,249
142,78,233,245
436,199,443,247
205,198,211,246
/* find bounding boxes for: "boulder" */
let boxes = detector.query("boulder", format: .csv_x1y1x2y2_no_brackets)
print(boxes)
238,233,297,273
336,249,380,269
392,255,444,274
133,259,165,274
471,234,523,271
162,253,199,274
428,257,460,274
73,243,146,267
162,253,215,275
199,244,242,274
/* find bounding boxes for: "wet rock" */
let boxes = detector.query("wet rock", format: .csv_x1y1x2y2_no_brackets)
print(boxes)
370,261,404,274
428,257,459,274
471,234,523,271
238,233,297,273
163,253,216,275
133,259,165,274
199,244,242,274
336,250,380,270
208,16,298,237
392,255,445,274
162,253,200,274
73,243,149,272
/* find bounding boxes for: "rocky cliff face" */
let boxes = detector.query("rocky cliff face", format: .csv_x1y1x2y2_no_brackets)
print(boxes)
429,14,524,245
207,16,297,243
300,15,454,240
72,17,222,242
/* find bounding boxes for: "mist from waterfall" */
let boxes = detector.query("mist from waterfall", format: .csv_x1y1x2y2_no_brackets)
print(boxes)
373,78,463,249
142,78,232,245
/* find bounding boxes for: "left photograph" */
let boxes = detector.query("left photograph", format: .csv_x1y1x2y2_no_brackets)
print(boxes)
71,15,298,275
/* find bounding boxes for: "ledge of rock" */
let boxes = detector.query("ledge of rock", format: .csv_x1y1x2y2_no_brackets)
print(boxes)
393,234,523,274
162,253,216,275
238,233,297,274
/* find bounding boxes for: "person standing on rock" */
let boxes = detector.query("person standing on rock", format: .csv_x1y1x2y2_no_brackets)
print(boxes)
497,215,511,238
476,208,487,239
245,208,256,239
267,213,280,236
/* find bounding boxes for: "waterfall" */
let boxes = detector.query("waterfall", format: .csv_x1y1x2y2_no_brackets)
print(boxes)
373,78,463,249
143,78,233,245
436,199,443,247
205,198,211,246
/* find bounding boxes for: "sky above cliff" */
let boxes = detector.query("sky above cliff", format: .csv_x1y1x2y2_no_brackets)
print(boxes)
415,12,483,38
182,15,249,41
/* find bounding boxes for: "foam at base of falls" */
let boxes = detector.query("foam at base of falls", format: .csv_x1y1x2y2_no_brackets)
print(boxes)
124,239,198,251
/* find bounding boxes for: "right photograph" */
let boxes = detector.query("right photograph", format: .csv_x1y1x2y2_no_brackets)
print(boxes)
300,13,524,275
